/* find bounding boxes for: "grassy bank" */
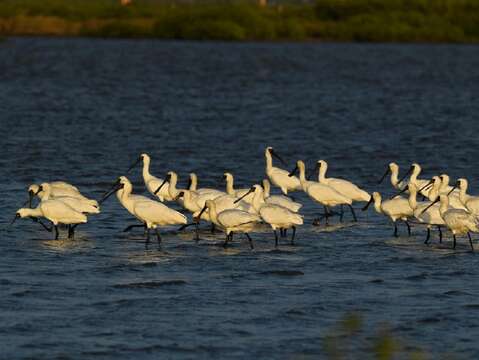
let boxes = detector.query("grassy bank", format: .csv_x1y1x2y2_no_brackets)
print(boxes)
0,0,478,42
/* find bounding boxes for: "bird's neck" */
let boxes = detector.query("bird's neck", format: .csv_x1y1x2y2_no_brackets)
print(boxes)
189,174,197,191
318,163,327,182
226,177,235,195
121,183,133,201
458,185,468,204
142,158,151,180
390,168,399,187
439,199,448,215
299,166,307,185
169,174,179,198
262,181,270,198
373,196,383,214
410,168,420,182
408,190,417,210
265,152,273,173
252,190,264,213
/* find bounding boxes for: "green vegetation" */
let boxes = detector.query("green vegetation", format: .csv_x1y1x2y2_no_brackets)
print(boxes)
0,0,478,42
323,313,431,359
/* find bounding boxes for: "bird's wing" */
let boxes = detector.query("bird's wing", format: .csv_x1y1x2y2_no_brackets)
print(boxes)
218,210,260,228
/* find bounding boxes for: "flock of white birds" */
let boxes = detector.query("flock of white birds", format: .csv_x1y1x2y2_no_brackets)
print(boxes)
12,147,479,251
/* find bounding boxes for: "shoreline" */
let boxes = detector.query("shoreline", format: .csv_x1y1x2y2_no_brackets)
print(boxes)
1,1,478,43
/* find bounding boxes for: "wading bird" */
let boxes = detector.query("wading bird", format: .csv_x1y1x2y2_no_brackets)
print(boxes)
290,160,353,224
239,184,303,246
101,176,187,244
126,153,173,202
265,146,301,195
196,199,260,249
14,183,87,239
421,194,478,251
362,192,414,237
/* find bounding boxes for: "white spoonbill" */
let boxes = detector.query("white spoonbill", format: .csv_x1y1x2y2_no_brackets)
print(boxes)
378,162,406,190
28,183,98,207
316,160,370,204
196,199,261,249
438,175,466,210
422,195,478,251
290,160,353,224
188,173,224,197
456,178,479,215
405,182,444,244
265,146,301,195
262,179,302,213
33,183,100,215
362,192,414,236
223,172,254,204
13,186,87,240
239,184,303,246
101,176,187,243
402,163,431,196
126,153,173,202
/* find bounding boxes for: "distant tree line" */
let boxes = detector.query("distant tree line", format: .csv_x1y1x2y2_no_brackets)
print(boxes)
0,0,478,42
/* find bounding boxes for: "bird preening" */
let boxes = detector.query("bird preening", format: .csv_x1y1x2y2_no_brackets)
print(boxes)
11,147,479,252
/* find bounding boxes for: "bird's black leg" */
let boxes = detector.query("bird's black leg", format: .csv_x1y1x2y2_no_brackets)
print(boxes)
274,230,279,247
339,205,344,222
324,206,330,225
68,225,74,239
245,233,254,250
394,222,398,237
211,223,216,234
224,233,231,248
54,225,59,240
425,227,431,244
155,229,162,245
291,226,296,245
349,205,358,222
32,218,52,232
405,220,411,236
195,222,200,242
453,234,457,249
438,226,442,243
123,224,146,233
146,228,151,244
468,232,474,252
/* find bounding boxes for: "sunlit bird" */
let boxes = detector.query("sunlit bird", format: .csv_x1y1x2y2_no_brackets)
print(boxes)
362,192,413,237
101,176,187,243
262,179,302,213
196,199,261,249
126,153,173,202
14,183,87,239
421,194,478,251
290,160,353,224
265,146,301,195
239,184,303,246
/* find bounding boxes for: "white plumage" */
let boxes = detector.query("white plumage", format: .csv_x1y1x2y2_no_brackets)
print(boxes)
364,192,413,236
265,146,301,195
262,179,302,213
316,160,370,202
29,182,98,207
295,160,352,213
128,153,173,202
224,172,254,204
201,199,261,249
110,176,187,243
427,195,479,250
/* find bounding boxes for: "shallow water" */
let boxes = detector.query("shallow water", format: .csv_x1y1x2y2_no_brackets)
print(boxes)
1,38,479,359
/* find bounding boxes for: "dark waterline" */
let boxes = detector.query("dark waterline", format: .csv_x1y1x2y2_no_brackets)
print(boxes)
1,37,479,359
